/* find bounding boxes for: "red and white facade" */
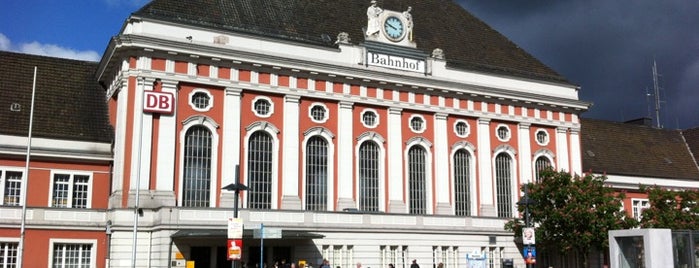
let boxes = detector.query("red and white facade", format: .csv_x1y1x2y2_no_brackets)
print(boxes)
93,8,587,268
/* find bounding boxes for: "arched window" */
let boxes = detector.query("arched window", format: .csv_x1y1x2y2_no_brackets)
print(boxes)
306,136,328,211
358,141,380,212
534,156,552,182
495,153,513,218
247,131,273,209
453,149,471,216
408,146,427,215
182,126,212,207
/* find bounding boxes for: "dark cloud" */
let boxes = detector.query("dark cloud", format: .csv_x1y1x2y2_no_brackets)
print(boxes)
458,0,699,129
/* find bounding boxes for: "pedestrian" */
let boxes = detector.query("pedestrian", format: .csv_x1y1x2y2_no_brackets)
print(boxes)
410,260,419,268
388,264,395,268
320,259,331,268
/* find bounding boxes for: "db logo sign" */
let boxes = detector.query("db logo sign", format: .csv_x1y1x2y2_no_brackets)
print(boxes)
144,91,175,114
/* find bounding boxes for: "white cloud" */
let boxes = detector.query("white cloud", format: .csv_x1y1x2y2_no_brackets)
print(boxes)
0,33,10,50
0,33,100,61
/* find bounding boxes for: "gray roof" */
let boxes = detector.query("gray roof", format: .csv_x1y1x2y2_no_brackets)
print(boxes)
0,51,113,143
132,0,570,84
581,118,699,180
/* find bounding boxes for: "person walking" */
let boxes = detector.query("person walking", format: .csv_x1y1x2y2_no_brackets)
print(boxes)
410,260,419,268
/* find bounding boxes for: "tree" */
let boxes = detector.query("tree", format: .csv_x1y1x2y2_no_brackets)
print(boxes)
640,186,699,229
505,169,637,267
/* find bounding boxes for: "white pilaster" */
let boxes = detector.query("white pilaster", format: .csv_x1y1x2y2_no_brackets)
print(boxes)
477,118,495,216
220,87,244,207
128,76,154,207
434,113,451,214
337,101,355,210
387,107,405,213
281,95,302,209
569,128,582,175
556,127,570,172
155,80,178,192
518,123,532,184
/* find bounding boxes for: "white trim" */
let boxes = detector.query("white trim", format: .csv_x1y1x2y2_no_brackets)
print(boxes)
492,148,518,218
308,102,330,123
243,121,281,209
177,115,220,207
355,132,387,212
47,170,94,208
0,167,24,206
301,127,336,211
408,114,426,134
534,128,549,146
251,96,274,118
603,174,699,190
450,142,477,216
188,88,214,112
360,108,380,129
48,238,97,268
404,140,433,214
453,120,470,138
495,124,511,142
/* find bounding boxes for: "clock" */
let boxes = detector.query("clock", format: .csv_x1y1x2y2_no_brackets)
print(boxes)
383,16,404,41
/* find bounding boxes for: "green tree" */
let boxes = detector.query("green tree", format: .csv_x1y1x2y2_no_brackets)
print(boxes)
640,186,699,229
505,169,637,267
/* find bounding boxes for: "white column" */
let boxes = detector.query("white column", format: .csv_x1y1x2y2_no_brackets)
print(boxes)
109,75,129,208
220,87,243,208
154,79,177,192
477,118,495,216
146,79,178,207
434,113,451,214
569,128,582,175
387,107,405,213
556,127,570,172
128,77,154,207
281,95,302,209
518,123,532,184
337,101,355,210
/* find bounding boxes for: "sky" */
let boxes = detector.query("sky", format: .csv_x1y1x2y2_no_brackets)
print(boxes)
1,0,697,129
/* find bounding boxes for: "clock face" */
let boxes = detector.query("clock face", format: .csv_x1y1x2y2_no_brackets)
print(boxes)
383,16,404,41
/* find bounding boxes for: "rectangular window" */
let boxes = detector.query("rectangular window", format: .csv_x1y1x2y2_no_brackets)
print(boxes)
0,242,18,267
482,247,502,268
381,245,408,268
322,245,354,268
632,199,650,221
432,246,458,268
51,172,91,208
0,170,23,206
51,242,94,268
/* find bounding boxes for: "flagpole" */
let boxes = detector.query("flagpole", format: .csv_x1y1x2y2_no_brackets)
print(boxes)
17,66,38,268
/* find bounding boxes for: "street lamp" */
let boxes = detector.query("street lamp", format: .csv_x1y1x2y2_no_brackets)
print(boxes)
517,184,536,268
223,165,248,268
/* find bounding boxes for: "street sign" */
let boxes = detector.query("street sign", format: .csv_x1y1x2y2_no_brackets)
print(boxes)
228,217,243,239
253,227,282,239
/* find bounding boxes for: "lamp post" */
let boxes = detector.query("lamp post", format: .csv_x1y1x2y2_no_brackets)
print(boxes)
517,184,536,268
223,165,248,268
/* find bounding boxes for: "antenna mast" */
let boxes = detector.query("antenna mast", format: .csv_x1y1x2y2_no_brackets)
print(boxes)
651,60,663,128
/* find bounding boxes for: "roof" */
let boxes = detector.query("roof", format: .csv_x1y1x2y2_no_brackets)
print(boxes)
132,0,570,84
0,51,113,143
683,127,699,167
580,118,699,180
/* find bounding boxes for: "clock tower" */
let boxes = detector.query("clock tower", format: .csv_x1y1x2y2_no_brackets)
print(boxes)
365,2,416,48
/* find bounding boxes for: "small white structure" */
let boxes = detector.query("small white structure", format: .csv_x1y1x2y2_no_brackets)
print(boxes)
608,229,673,268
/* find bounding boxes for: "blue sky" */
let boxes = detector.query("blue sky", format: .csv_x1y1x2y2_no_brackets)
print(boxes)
1,0,148,61
2,0,698,129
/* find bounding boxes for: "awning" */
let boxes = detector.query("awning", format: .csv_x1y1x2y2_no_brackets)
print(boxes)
171,229,324,239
